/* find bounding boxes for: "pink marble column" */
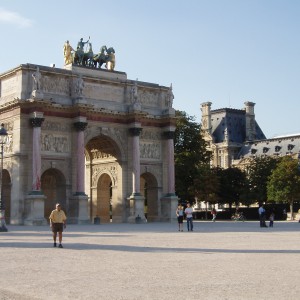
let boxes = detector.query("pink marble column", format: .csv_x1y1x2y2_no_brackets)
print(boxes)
30,117,44,192
130,127,142,195
74,122,88,195
165,131,175,195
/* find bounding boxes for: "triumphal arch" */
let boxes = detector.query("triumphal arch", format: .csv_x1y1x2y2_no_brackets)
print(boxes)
0,42,178,225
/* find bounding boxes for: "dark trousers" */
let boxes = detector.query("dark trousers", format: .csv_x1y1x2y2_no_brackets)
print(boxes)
259,215,267,227
187,217,193,231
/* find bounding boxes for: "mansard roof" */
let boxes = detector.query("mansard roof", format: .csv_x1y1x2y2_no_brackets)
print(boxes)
210,107,266,144
238,135,300,158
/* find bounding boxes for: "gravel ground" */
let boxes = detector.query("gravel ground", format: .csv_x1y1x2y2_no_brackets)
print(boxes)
0,221,299,300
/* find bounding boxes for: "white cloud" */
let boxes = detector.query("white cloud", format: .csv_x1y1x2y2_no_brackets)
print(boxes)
0,7,34,28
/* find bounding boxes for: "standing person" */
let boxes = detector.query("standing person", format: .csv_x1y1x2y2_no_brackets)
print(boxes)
184,203,194,231
258,204,267,227
49,203,67,248
176,204,184,231
269,211,275,227
282,208,287,220
211,207,217,222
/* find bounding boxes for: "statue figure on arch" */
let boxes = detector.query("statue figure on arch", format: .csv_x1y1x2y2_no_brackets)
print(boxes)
74,37,90,65
63,40,74,65
32,67,42,91
166,83,174,108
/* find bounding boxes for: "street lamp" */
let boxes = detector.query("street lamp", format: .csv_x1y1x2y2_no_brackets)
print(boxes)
0,123,8,232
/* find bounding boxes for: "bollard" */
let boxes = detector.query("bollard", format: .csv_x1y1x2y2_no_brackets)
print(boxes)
94,216,100,224
135,215,142,224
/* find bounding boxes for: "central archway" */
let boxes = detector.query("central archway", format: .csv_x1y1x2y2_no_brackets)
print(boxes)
96,173,112,222
85,134,122,223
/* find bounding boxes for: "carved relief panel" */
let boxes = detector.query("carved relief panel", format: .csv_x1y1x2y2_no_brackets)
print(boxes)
140,129,161,160
42,76,70,96
91,163,118,188
41,121,71,153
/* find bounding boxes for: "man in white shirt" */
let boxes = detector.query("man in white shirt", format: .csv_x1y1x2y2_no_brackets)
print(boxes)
184,203,194,231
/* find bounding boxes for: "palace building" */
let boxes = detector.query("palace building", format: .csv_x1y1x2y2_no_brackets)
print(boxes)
201,101,300,169
0,63,178,225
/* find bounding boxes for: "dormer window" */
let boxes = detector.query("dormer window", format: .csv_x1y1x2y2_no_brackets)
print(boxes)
263,147,269,153
251,149,257,155
275,146,281,152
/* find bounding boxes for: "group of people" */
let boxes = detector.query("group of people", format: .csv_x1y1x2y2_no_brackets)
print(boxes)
176,203,217,231
49,202,294,248
176,203,194,231
258,204,275,228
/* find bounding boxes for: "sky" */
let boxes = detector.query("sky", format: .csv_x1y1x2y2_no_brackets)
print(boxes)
0,0,300,138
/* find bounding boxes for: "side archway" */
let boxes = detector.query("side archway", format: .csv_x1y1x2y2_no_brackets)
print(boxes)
140,172,159,222
41,168,66,220
2,169,11,224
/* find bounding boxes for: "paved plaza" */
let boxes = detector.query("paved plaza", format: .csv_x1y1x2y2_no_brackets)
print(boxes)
0,221,299,300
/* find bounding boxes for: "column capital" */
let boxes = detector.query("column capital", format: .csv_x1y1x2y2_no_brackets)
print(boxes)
74,122,88,131
163,131,175,139
30,118,44,128
129,127,142,136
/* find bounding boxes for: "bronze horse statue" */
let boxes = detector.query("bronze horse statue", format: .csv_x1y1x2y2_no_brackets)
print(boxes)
92,46,115,70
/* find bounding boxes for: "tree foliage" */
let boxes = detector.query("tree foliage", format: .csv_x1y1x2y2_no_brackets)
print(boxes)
247,156,279,203
191,166,220,205
174,110,211,201
267,156,300,218
217,167,248,209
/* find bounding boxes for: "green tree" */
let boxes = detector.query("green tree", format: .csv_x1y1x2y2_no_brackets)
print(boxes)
247,156,279,203
267,156,300,219
191,166,220,219
217,167,248,211
174,110,211,201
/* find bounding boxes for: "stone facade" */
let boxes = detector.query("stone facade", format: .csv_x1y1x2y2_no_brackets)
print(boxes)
201,101,300,170
201,101,266,168
0,63,178,224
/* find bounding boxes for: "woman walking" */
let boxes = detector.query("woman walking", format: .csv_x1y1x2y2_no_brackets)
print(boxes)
176,204,184,231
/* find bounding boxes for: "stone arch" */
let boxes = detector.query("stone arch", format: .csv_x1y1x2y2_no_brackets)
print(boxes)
140,172,159,222
2,169,12,224
95,173,113,223
85,126,126,161
86,134,122,222
41,160,70,186
41,168,66,220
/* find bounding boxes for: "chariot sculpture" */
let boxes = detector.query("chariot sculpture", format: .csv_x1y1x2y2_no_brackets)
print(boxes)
63,38,116,71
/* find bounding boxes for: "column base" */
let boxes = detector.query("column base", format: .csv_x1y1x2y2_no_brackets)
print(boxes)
127,194,146,223
24,193,47,225
24,218,47,226
161,195,179,222
69,194,90,224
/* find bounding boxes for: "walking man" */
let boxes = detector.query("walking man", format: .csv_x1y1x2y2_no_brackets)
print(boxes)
49,203,67,248
184,203,194,231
